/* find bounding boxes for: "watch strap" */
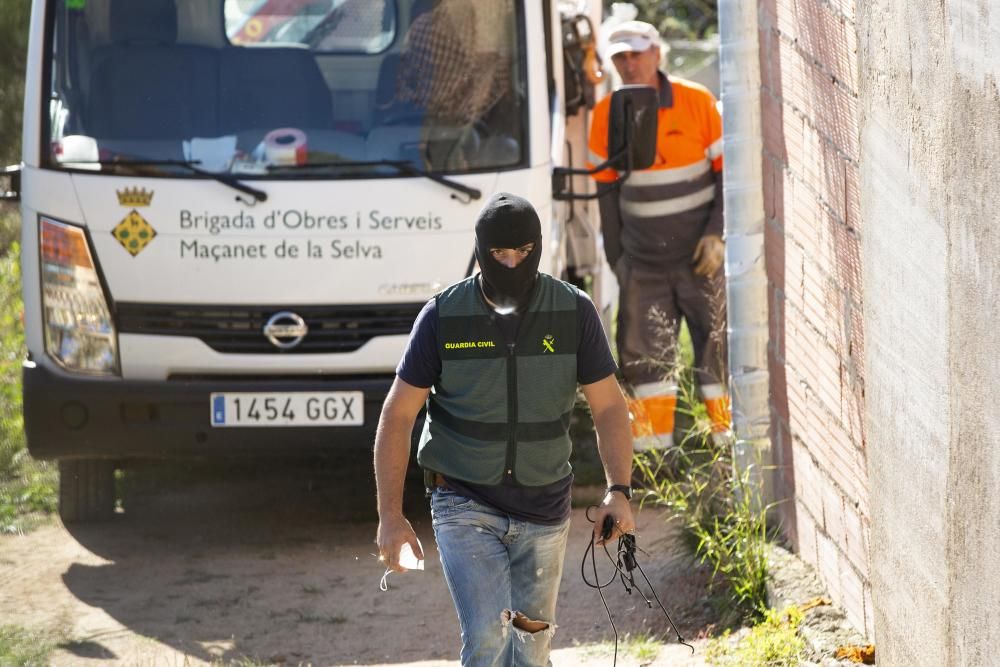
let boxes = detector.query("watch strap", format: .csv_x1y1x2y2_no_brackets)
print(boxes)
607,484,632,500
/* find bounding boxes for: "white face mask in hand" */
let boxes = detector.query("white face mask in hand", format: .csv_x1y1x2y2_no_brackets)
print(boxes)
379,539,425,591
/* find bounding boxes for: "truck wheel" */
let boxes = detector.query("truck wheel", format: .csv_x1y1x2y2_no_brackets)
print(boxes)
59,460,116,523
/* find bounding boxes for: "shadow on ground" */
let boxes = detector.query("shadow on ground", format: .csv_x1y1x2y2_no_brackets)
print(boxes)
32,458,720,665
58,459,444,664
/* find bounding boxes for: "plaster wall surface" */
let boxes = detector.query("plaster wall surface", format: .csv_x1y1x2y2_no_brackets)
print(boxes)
857,0,1000,664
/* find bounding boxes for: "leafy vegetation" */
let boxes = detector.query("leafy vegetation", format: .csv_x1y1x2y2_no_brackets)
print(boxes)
604,0,719,40
705,605,806,666
0,0,31,166
633,309,770,624
0,213,56,534
0,1,38,531
586,631,665,663
0,222,23,473
0,624,58,666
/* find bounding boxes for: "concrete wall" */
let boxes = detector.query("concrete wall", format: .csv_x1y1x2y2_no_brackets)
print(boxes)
758,0,873,636
857,0,1000,664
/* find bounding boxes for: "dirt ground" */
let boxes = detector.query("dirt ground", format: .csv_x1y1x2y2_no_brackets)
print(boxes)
0,462,715,666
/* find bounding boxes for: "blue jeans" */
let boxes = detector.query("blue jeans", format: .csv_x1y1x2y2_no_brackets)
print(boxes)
431,487,571,667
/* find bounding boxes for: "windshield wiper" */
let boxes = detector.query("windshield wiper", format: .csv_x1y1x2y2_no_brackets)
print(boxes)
268,159,482,202
85,159,268,205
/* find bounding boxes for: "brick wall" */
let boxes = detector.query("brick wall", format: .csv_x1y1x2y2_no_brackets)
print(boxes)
758,0,872,637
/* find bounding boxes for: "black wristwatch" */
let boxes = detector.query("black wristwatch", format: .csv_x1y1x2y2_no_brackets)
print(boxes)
607,484,632,500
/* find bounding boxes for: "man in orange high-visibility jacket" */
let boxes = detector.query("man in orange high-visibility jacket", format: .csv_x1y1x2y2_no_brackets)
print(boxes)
588,20,730,450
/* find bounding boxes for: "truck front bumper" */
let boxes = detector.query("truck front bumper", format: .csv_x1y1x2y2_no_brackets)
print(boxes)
23,361,396,460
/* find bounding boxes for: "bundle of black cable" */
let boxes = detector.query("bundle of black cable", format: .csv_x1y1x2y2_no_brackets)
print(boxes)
581,508,694,666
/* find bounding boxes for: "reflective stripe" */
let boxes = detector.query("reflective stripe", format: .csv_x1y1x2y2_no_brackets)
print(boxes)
706,137,724,160
587,147,607,166
704,396,731,432
634,433,673,451
625,160,710,186
700,383,727,399
633,381,678,399
621,184,715,218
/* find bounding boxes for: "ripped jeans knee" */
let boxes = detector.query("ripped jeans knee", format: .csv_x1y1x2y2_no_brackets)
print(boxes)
501,609,558,641
431,495,571,666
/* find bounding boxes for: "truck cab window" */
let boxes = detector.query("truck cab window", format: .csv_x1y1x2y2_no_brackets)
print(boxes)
45,0,525,176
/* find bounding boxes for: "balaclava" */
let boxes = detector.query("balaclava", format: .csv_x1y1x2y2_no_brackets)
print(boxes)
474,192,542,311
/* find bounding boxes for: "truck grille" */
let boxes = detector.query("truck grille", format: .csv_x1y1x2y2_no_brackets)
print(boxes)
116,302,423,354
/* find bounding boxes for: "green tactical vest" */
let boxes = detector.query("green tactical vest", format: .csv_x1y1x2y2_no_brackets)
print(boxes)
416,273,579,486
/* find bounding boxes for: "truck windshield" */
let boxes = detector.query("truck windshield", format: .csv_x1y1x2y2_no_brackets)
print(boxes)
44,0,526,177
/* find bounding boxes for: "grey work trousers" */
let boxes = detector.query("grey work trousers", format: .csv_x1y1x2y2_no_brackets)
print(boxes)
615,256,727,388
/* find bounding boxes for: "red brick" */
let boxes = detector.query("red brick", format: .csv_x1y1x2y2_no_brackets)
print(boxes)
793,0,858,93
839,556,867,632
822,142,849,222
821,479,846,544
769,327,787,380
786,359,844,432
794,498,820,567
845,160,862,231
799,405,862,473
785,320,844,398
821,448,868,507
761,0,779,30
763,158,779,223
775,37,860,161
775,0,799,36
768,284,787,364
781,106,806,167
792,440,825,523
771,412,797,511
759,28,778,92
762,91,786,158
790,416,867,504
816,531,843,600
842,499,869,574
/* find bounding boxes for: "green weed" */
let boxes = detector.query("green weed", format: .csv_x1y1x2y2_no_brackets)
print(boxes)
633,306,770,623
621,632,664,662
587,631,665,663
0,624,58,666
1,237,25,476
0,207,18,257
0,236,57,534
705,606,806,666
636,400,769,621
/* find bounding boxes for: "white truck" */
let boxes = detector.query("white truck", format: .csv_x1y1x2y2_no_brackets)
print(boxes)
3,0,656,521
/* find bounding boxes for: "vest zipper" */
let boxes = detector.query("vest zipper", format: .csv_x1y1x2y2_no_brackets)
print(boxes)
505,341,518,482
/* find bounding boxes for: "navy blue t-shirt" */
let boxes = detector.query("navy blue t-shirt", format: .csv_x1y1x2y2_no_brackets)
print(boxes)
396,279,618,524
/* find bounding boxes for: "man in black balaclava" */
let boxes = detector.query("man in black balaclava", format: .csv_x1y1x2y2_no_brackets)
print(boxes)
474,192,542,311
375,192,635,666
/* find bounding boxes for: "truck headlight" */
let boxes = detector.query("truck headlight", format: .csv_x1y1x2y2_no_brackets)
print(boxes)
39,216,118,375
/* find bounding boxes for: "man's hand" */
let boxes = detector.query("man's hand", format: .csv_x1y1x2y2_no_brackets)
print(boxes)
377,514,424,572
591,491,636,545
692,234,725,277
374,377,431,572
581,375,635,545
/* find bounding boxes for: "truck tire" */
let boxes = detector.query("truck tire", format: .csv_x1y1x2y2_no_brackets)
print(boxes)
59,460,116,523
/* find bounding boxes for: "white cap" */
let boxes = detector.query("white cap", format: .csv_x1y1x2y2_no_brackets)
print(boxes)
605,20,662,58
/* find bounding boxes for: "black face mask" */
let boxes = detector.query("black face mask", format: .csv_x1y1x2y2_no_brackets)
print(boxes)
474,192,542,311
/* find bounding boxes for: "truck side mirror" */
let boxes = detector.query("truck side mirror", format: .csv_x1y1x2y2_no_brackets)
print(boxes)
551,84,658,201
607,85,658,171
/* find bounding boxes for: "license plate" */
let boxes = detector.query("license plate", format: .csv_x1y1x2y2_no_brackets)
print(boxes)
210,392,363,427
